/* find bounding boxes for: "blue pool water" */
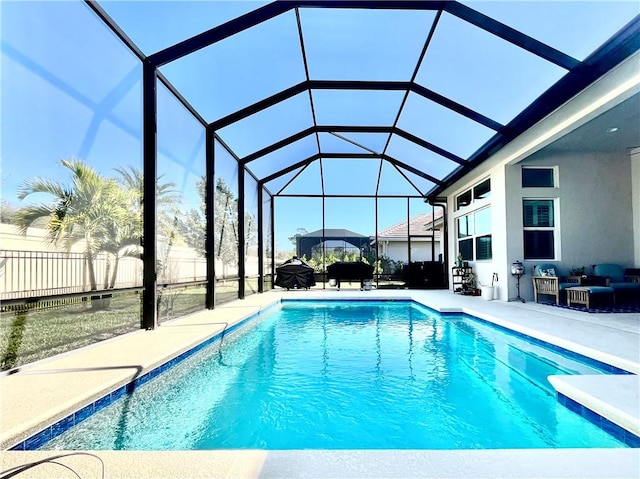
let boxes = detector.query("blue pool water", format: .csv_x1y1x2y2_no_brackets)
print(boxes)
41,300,627,450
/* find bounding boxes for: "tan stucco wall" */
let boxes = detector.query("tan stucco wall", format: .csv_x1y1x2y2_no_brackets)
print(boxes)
0,223,85,252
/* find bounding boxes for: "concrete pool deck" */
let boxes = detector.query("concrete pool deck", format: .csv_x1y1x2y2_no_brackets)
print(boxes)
1,289,639,478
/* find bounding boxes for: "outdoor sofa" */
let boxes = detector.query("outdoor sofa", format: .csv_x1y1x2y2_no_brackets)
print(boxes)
538,263,640,309
592,264,640,301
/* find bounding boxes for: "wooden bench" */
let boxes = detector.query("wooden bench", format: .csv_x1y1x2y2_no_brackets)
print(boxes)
566,286,615,309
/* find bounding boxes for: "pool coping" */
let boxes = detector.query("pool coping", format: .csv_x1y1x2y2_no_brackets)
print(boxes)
1,448,639,479
551,375,640,439
2,289,639,477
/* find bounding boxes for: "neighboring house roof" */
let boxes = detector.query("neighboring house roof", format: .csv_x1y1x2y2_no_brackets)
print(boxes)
375,212,443,241
296,228,371,258
301,228,368,238
298,216,443,246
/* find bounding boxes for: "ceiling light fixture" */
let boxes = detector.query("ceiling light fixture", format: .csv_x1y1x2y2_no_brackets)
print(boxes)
606,127,619,133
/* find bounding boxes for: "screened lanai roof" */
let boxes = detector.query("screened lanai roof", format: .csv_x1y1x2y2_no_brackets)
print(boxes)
92,0,640,199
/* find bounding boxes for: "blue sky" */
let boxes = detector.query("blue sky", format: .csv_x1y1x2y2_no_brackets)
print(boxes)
2,1,638,251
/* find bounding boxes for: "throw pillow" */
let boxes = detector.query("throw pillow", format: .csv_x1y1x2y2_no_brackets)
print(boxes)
540,268,556,277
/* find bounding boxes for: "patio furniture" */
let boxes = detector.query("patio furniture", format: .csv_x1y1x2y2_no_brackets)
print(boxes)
567,286,616,309
404,261,445,289
452,266,473,294
326,261,374,290
274,257,316,290
510,261,525,303
531,263,581,305
592,264,640,301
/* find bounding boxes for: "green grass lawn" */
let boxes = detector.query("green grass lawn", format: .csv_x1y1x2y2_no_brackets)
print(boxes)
0,292,141,371
0,280,254,371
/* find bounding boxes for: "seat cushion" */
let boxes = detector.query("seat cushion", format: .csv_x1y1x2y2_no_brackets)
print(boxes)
581,286,615,294
609,282,640,291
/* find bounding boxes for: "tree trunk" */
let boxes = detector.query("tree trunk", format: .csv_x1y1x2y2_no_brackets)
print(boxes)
103,257,111,290
87,249,111,309
109,256,120,289
85,250,97,290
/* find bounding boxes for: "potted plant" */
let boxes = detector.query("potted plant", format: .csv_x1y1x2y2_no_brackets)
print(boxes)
569,266,587,280
456,253,464,268
463,272,480,295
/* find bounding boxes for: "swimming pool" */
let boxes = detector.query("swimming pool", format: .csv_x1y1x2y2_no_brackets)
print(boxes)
40,300,629,450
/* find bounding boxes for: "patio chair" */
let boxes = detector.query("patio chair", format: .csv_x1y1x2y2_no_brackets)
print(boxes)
531,263,581,305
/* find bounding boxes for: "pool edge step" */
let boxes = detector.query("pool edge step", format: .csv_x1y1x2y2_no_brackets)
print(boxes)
549,374,640,445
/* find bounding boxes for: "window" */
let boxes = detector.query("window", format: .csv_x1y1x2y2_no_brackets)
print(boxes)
473,178,491,200
456,206,492,261
475,235,492,260
455,178,490,210
457,215,473,260
474,207,492,260
456,189,472,209
522,167,555,187
523,199,555,259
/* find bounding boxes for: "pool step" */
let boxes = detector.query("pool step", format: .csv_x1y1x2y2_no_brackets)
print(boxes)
548,374,640,446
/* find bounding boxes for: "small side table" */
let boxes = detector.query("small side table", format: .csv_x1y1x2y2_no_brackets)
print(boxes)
567,286,615,309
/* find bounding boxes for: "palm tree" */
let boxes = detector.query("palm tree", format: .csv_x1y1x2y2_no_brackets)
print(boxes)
98,202,140,289
16,159,130,293
113,165,182,285
113,165,181,240
175,176,258,278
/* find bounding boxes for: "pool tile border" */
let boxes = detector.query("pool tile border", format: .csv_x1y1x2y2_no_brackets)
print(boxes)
401,299,633,375
8,298,638,450
9,303,280,451
443,311,634,376
412,301,638,447
558,393,640,447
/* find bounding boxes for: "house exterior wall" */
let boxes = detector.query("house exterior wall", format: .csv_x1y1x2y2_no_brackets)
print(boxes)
632,147,640,266
410,241,441,262
508,150,634,300
445,167,509,299
441,52,640,301
445,147,635,302
481,167,508,298
378,240,441,263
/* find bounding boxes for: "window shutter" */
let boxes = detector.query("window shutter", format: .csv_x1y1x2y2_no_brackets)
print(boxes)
476,235,492,260
523,200,553,227
459,238,473,260
536,203,551,227
523,202,534,226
